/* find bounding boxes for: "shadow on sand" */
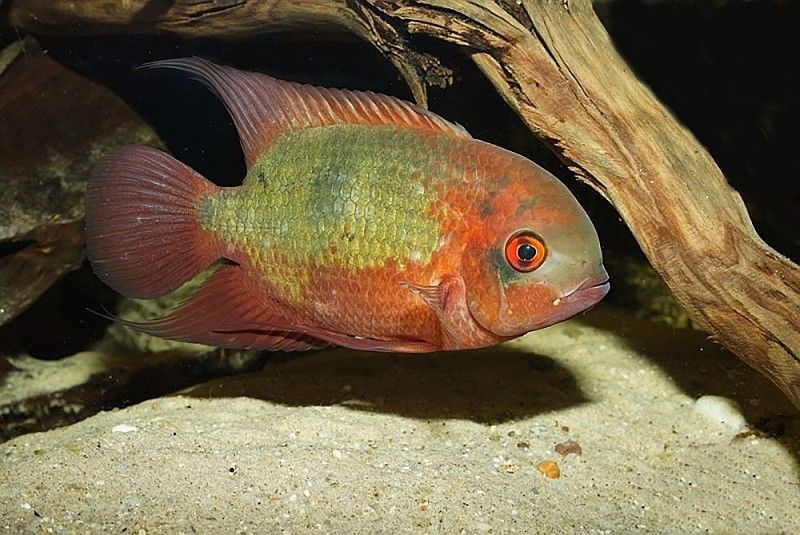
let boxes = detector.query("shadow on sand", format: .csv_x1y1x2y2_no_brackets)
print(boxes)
182,304,798,469
184,343,588,425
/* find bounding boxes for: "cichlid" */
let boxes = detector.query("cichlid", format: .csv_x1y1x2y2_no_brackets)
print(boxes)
85,58,609,353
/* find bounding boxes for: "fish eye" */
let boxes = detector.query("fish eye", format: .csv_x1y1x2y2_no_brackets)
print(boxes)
505,231,546,272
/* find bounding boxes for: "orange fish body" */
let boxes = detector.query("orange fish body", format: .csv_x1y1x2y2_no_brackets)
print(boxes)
86,58,608,352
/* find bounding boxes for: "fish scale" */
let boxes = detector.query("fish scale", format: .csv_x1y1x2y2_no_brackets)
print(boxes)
200,124,459,303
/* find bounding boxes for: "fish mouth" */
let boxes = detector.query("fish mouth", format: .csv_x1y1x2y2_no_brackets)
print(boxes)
526,275,609,331
575,273,610,293
564,273,610,309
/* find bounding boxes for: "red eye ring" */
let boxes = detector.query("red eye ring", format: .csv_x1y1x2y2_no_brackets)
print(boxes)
505,232,546,272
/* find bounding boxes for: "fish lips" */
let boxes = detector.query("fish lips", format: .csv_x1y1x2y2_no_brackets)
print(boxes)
562,274,610,312
519,276,608,332
534,274,610,328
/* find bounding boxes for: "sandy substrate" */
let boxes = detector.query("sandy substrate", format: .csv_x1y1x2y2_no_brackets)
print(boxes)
1,306,798,533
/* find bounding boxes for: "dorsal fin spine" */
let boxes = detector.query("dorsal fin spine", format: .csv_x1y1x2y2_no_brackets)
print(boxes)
373,97,393,123
393,101,414,125
312,87,336,122
141,57,472,166
339,90,360,121
290,83,316,125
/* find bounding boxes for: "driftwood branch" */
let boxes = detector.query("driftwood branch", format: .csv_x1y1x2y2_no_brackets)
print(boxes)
5,0,799,407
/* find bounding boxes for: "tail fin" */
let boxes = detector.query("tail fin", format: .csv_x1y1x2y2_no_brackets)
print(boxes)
85,145,222,299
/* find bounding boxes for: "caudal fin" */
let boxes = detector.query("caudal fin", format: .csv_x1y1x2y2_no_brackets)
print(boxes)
85,145,222,299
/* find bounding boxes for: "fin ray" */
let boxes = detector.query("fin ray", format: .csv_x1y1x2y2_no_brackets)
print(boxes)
85,145,221,299
123,264,331,351
142,57,471,166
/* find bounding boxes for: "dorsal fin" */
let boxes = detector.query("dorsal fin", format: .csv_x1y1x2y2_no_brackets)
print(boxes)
142,57,471,166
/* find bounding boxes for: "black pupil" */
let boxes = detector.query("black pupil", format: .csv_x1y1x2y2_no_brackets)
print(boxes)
517,242,537,262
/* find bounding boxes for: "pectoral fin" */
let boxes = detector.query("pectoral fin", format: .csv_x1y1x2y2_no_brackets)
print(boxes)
401,277,463,348
401,280,451,313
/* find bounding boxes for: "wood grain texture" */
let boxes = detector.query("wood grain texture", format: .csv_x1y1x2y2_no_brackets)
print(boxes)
5,0,799,406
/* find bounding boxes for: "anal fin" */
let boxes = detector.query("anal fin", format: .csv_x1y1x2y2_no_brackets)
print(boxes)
123,264,330,352
301,329,439,353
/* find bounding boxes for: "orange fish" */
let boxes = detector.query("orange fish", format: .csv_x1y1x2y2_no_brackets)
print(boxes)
85,58,609,353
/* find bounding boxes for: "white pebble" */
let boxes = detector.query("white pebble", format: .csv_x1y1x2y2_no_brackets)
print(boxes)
111,424,139,434
529,424,548,436
693,396,747,433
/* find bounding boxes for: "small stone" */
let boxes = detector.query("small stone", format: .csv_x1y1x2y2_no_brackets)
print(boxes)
555,440,582,457
693,396,747,433
112,424,138,434
488,426,501,441
536,460,561,479
529,424,548,436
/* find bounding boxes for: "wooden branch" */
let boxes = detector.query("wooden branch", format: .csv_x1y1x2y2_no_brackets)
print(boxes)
5,0,799,407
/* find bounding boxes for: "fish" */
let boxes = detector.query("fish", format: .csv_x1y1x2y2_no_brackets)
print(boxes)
85,57,609,353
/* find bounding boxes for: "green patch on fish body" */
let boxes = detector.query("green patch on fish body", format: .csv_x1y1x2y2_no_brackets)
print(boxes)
200,124,455,299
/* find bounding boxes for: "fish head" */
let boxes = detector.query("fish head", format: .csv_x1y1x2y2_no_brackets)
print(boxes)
461,151,609,338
